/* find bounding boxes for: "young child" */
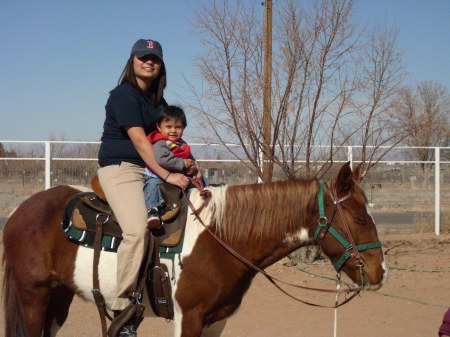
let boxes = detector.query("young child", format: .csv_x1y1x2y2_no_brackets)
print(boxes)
144,105,200,227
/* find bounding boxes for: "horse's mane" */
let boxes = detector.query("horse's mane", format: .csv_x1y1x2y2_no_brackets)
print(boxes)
211,179,318,245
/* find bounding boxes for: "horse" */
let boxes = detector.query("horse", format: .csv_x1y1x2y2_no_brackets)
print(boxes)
2,162,386,337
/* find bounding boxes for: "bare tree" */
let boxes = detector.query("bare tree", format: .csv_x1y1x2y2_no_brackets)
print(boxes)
387,80,450,188
187,0,405,181
388,81,450,161
47,132,69,158
349,24,406,177
0,144,17,158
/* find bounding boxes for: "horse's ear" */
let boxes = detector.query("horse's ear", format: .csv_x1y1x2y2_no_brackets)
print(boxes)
336,162,354,193
352,163,363,182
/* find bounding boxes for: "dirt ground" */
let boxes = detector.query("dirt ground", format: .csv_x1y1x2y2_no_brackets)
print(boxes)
1,232,449,337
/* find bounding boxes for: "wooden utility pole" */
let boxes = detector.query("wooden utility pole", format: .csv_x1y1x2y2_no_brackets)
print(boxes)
262,0,273,182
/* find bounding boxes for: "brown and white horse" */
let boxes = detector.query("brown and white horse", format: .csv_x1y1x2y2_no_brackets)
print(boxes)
2,163,386,337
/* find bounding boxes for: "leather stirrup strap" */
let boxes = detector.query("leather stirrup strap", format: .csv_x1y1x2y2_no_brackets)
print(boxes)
135,234,156,296
92,214,112,337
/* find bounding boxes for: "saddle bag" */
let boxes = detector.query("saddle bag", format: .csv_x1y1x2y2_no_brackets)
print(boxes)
147,241,174,320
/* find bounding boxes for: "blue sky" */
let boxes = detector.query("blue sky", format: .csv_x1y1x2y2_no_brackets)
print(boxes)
1,0,449,142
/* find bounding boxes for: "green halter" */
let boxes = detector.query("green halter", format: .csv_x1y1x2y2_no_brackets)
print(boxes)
313,182,382,271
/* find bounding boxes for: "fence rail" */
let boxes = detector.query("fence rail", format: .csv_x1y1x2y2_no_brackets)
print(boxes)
1,141,449,235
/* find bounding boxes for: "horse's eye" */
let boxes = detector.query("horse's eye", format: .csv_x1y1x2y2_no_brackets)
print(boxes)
355,217,365,224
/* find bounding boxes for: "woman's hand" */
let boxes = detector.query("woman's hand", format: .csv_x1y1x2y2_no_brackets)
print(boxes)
166,172,189,190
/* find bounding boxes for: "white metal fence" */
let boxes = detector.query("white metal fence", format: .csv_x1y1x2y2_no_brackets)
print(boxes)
1,141,449,235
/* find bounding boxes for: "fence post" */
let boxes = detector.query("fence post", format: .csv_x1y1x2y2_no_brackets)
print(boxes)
257,148,263,183
347,146,353,169
435,147,440,236
45,141,51,190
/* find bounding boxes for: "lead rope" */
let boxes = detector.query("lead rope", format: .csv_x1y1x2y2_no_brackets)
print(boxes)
334,273,342,337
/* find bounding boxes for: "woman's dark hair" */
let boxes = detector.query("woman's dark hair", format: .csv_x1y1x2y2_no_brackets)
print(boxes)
117,55,167,107
158,105,187,127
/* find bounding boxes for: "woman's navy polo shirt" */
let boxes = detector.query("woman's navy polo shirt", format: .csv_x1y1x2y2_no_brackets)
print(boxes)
98,82,166,167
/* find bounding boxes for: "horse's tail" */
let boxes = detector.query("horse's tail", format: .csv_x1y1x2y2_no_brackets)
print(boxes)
2,251,27,337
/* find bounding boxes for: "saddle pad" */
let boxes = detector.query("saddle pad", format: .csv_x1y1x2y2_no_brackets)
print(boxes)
62,192,122,252
61,191,188,254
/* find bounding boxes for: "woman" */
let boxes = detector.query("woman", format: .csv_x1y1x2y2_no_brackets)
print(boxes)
97,39,189,336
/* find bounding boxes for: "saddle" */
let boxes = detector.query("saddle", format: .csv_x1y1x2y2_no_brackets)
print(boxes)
64,177,187,248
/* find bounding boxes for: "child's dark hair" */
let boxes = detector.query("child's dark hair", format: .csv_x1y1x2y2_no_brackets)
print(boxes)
158,105,187,127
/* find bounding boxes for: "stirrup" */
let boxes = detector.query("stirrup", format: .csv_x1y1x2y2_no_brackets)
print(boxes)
160,202,181,222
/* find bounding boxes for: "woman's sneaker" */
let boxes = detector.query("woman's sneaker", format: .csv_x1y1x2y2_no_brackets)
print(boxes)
146,207,160,228
119,323,137,337
111,310,138,337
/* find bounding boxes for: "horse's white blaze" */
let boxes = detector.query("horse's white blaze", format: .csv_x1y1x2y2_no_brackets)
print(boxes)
283,227,310,246
366,203,388,287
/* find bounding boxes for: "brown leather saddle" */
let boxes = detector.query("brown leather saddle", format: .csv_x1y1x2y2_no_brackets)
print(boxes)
67,177,187,247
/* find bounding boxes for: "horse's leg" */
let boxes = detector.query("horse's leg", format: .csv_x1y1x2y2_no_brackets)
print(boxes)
16,284,50,337
42,285,75,337
175,311,204,337
200,320,227,337
177,315,227,337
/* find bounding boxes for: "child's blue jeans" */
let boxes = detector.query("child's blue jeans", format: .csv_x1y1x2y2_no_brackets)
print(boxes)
143,175,164,210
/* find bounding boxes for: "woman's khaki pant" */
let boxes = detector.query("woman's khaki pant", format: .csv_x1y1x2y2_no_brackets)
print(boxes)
97,162,149,310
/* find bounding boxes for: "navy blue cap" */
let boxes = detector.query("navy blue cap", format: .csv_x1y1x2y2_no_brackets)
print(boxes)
130,39,163,60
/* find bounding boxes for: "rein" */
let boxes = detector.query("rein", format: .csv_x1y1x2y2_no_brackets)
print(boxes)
182,179,368,308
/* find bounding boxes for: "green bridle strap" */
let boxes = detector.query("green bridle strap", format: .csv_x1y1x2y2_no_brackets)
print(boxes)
318,181,326,220
333,240,382,271
313,182,327,241
313,181,382,272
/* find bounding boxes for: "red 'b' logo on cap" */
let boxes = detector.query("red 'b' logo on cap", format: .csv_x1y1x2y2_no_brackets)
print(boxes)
147,40,154,48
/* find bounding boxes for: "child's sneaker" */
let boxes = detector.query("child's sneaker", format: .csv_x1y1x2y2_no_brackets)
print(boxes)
146,207,161,228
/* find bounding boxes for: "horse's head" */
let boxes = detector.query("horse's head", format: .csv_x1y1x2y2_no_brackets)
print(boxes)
314,162,386,290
